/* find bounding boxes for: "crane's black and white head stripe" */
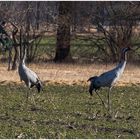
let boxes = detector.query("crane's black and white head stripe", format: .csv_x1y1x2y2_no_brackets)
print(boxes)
122,47,131,53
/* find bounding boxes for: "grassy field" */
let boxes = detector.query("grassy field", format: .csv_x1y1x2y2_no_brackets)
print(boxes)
0,62,139,86
35,35,107,61
0,34,139,138
0,84,140,139
37,35,140,61
1,35,140,63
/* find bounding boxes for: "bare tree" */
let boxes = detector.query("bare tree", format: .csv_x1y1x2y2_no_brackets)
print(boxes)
92,1,140,62
0,1,139,65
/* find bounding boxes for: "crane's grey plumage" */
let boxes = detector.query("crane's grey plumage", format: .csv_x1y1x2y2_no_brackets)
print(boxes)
88,47,131,111
18,47,43,99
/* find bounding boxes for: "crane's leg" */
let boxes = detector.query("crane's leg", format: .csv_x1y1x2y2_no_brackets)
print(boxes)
95,91,107,110
8,48,12,71
26,82,31,104
31,92,36,106
108,87,112,112
26,89,29,104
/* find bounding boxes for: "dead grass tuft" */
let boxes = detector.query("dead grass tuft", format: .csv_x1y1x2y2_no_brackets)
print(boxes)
0,62,139,86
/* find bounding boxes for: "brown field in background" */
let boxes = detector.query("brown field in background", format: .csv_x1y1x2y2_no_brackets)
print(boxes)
0,62,139,86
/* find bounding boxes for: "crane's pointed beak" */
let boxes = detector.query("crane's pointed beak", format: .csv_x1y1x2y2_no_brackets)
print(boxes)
129,47,139,52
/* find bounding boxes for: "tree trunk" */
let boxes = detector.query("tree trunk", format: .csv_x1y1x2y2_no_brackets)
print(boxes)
54,1,72,62
25,1,31,32
36,1,40,30
11,45,18,70
11,22,19,70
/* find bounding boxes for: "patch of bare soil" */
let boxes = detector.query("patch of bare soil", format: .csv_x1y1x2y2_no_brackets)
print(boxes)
0,63,139,86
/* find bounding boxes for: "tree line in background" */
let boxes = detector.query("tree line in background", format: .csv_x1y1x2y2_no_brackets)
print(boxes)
0,1,140,70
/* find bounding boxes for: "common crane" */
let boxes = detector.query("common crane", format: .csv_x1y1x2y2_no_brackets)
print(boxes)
87,47,131,112
18,47,43,102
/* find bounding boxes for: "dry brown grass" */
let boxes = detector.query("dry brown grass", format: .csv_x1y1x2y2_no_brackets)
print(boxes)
0,62,139,86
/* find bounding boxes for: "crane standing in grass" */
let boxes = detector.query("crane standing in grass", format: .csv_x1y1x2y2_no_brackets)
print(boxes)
87,47,131,112
18,46,43,102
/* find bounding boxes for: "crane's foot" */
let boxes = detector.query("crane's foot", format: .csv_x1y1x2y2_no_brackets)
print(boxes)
30,105,39,111
106,114,113,121
30,94,36,106
26,96,29,104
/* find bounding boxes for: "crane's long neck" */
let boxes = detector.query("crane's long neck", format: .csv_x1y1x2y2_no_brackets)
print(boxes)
116,48,129,72
20,48,26,66
120,48,128,63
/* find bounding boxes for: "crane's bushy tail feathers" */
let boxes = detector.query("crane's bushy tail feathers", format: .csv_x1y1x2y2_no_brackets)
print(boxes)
87,76,98,82
30,84,34,88
89,89,93,96
36,81,43,93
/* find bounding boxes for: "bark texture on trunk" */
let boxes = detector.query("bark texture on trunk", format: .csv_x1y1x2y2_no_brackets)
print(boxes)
54,1,72,62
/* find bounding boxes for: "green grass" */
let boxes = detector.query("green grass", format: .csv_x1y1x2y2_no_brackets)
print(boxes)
2,35,139,62
0,84,140,138
38,36,140,61
37,36,104,60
